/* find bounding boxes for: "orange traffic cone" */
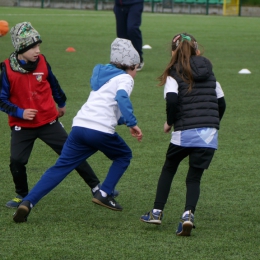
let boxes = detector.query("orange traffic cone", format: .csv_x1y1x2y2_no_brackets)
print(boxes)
66,47,76,52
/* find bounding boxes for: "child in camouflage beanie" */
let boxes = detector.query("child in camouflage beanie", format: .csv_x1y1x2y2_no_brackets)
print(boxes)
10,22,42,54
0,21,102,209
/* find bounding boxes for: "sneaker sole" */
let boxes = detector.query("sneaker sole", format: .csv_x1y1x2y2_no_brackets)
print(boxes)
176,221,193,236
92,198,122,211
13,205,29,223
140,219,161,225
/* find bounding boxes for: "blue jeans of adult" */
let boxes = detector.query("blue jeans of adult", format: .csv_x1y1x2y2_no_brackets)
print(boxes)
114,2,144,62
23,127,132,206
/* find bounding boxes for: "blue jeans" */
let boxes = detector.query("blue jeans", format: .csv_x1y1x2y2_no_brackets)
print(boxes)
23,127,132,206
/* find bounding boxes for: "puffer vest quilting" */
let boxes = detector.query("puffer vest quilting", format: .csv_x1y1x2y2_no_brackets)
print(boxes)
170,56,219,131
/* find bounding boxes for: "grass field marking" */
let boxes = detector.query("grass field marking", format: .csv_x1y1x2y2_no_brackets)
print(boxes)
2,12,257,19
0,13,113,17
0,13,185,17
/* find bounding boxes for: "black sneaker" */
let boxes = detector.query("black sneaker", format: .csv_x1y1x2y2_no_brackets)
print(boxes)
92,190,122,211
13,201,31,223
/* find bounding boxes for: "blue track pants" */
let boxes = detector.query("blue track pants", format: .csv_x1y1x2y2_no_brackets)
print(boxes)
23,127,132,206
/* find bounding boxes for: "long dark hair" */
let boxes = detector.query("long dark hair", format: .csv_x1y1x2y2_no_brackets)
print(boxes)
158,33,199,92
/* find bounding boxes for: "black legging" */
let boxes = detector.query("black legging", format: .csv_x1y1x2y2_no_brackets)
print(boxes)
153,158,204,214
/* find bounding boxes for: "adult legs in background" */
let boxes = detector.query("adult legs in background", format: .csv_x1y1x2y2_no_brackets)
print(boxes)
113,3,143,62
126,3,143,62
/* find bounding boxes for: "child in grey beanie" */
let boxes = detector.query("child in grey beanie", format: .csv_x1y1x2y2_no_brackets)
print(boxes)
110,38,140,66
13,37,143,222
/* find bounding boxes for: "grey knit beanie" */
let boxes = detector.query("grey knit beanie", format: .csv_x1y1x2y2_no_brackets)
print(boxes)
10,22,42,54
110,38,140,66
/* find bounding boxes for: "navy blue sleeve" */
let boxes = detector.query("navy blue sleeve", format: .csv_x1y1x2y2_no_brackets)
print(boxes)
115,89,137,127
46,60,67,108
0,63,24,118
166,92,178,126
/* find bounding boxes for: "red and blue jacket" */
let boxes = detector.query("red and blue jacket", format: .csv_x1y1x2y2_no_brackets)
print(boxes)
0,54,66,128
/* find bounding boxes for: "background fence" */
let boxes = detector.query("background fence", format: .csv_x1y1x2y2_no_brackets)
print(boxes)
1,0,260,16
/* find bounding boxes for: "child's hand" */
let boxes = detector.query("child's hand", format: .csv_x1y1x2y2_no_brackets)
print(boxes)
58,107,66,117
130,125,143,142
164,122,172,133
23,109,38,120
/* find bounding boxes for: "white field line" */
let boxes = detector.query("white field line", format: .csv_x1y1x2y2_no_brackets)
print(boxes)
0,12,186,17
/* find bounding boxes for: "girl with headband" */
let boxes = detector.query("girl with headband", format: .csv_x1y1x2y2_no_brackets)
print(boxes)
140,33,226,236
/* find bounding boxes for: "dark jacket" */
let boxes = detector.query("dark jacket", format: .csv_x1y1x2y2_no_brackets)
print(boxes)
169,56,220,131
115,0,144,5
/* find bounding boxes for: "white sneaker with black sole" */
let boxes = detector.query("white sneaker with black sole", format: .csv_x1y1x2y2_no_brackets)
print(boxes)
137,62,144,71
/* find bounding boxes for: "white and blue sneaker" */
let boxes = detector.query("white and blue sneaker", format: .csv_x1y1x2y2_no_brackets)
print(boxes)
176,210,195,236
140,209,163,225
136,61,144,71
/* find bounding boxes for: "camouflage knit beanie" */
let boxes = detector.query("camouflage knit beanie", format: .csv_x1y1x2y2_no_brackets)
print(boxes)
10,22,42,54
110,38,140,66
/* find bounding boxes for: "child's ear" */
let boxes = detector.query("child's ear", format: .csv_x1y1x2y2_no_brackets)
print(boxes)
196,49,201,56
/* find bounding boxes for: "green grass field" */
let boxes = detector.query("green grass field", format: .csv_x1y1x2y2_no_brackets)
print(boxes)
1,7,260,259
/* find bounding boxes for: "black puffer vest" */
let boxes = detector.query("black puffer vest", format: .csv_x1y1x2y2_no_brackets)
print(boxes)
170,56,219,131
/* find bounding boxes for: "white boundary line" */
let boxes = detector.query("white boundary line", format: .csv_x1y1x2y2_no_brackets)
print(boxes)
0,11,186,18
